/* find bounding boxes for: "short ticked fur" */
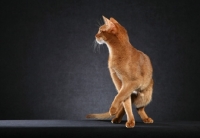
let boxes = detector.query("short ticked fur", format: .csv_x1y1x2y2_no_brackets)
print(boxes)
86,16,154,128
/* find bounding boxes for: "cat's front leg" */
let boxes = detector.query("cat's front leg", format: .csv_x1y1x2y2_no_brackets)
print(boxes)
123,96,135,128
109,71,122,92
111,96,135,128
109,81,139,115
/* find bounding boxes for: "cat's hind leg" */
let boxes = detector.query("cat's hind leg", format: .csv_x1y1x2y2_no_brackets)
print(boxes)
134,79,154,123
137,107,153,123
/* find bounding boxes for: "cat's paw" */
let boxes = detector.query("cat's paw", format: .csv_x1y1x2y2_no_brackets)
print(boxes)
143,117,153,123
109,107,117,116
111,117,122,124
125,120,135,128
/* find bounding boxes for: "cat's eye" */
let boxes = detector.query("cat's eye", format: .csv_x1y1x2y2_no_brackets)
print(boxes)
99,30,105,33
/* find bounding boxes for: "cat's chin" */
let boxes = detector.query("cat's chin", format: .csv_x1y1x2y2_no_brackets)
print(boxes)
96,39,105,45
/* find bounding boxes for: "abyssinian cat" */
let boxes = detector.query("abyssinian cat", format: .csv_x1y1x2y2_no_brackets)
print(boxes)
86,16,154,128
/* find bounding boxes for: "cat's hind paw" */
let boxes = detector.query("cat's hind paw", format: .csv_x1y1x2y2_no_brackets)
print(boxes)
143,117,153,123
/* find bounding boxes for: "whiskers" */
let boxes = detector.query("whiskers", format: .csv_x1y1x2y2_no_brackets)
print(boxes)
93,40,103,53
95,18,104,28
92,18,105,53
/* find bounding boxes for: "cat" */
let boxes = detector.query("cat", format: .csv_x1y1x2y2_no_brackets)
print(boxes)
86,16,154,128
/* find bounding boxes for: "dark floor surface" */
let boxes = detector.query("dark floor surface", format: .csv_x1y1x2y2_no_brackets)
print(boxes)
0,120,200,137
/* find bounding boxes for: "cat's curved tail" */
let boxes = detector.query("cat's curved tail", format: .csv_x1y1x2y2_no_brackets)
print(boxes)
86,112,114,119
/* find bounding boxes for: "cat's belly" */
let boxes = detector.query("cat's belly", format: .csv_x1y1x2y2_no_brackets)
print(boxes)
132,90,144,96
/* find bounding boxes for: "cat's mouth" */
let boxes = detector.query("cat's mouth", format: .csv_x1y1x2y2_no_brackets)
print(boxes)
96,38,105,44
96,37,105,44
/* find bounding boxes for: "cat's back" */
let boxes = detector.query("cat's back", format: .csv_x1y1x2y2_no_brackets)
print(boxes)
126,48,153,79
136,50,153,87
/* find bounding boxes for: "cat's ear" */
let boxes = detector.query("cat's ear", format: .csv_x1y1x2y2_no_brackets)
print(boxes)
107,20,117,34
102,16,117,33
110,17,118,24
102,16,109,25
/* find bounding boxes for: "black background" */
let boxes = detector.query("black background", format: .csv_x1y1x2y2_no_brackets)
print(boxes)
1,0,200,121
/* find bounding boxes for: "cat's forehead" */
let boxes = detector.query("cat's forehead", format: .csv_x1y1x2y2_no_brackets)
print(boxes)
99,25,106,29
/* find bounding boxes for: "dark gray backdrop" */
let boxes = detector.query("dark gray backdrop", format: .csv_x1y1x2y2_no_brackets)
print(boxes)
1,0,200,121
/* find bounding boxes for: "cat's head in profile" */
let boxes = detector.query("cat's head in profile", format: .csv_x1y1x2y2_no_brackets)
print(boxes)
95,16,129,45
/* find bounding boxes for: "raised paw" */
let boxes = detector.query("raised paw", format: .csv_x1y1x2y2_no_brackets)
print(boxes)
125,120,135,128
109,107,118,116
143,117,153,123
111,117,122,124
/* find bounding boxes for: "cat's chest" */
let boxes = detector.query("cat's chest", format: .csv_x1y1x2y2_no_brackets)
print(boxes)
108,57,125,79
109,54,122,63
108,58,119,69
108,55,128,69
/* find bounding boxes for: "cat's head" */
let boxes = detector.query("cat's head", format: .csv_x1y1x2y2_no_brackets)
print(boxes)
95,16,129,45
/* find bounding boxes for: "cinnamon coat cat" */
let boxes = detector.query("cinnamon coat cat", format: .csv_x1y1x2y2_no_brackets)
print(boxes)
86,16,154,128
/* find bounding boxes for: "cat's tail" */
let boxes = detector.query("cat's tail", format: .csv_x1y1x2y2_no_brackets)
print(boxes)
86,112,114,120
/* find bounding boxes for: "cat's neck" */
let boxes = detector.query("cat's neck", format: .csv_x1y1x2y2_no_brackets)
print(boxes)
106,40,136,55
